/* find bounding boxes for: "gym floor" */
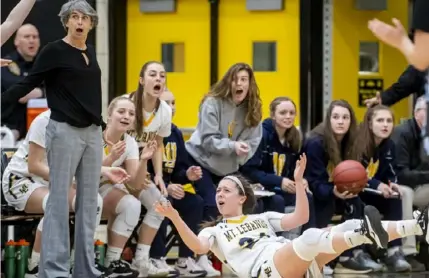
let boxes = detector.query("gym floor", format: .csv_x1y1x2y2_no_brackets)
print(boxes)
218,274,429,277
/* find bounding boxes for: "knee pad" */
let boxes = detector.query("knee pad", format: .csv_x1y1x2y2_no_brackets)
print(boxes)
111,194,141,238
37,217,44,232
292,228,335,261
143,209,164,229
42,193,49,212
138,184,161,209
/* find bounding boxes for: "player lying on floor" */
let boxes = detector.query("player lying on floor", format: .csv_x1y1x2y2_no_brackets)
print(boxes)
154,154,429,278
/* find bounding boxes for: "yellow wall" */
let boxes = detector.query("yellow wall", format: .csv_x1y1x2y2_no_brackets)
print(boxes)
218,0,300,124
126,0,210,128
332,0,409,122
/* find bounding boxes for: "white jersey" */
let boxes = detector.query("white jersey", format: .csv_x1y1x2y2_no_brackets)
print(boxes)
198,212,289,278
100,133,139,185
128,99,172,146
2,110,51,186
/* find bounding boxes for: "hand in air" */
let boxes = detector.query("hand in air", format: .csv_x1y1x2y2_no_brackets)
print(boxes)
368,18,407,50
333,186,357,200
141,140,157,161
364,91,382,108
293,154,308,191
102,167,130,184
0,59,12,67
154,200,179,219
234,141,249,157
154,175,168,197
168,183,185,200
186,166,202,181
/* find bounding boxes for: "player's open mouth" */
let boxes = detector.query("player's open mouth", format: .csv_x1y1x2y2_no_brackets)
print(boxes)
119,120,129,126
218,201,225,206
76,28,83,33
153,84,161,91
236,89,244,95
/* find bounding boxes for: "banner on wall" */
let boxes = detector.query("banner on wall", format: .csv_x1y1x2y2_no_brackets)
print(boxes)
358,78,383,107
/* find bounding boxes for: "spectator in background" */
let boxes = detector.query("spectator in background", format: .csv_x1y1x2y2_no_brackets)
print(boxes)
355,105,410,272
1,0,36,66
392,96,429,271
1,24,42,141
185,62,263,225
241,96,316,231
303,100,381,274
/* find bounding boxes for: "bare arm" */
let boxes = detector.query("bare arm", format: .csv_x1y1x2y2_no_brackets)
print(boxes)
279,180,309,231
124,158,150,189
27,142,49,181
170,213,211,254
18,87,43,104
152,136,164,178
400,31,429,71
1,0,36,46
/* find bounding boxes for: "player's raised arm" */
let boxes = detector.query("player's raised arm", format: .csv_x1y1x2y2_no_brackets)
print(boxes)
1,0,37,46
154,200,211,254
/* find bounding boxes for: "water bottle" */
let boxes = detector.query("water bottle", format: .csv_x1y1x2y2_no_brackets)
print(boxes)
94,239,105,266
4,240,16,278
16,239,30,278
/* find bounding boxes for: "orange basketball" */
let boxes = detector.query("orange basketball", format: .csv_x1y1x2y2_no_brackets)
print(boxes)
333,160,368,194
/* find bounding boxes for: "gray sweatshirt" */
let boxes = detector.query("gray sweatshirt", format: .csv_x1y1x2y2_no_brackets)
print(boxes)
186,96,262,176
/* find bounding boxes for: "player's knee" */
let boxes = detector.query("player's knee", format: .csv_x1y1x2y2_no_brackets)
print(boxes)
143,208,164,229
111,194,141,238
42,193,49,212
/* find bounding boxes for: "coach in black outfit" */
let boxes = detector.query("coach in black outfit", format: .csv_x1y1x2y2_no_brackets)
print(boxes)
1,1,105,278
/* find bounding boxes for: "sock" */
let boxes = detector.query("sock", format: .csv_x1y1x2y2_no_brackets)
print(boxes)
389,220,423,237
330,219,361,233
28,250,40,269
343,230,371,248
105,246,123,267
135,244,151,260
387,246,400,257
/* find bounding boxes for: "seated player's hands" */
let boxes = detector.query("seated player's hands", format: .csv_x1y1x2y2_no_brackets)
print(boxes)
281,178,295,193
154,200,179,219
234,141,249,157
108,140,126,161
0,58,12,67
154,174,168,196
141,140,157,161
364,92,381,107
168,183,185,200
377,182,400,198
101,166,130,184
368,18,408,50
186,166,202,181
333,186,357,199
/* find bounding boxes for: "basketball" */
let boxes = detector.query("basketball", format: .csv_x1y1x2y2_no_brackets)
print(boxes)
333,160,368,194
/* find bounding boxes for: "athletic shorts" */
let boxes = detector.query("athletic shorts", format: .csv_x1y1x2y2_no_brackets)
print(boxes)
2,173,47,211
253,244,323,278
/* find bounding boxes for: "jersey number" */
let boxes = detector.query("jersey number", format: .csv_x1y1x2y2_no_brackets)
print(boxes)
238,233,268,249
272,152,285,176
163,142,177,169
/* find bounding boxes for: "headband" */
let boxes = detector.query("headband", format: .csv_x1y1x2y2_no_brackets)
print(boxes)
223,175,245,194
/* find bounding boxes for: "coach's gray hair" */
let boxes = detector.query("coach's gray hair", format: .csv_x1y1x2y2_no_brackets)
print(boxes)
58,0,98,29
415,96,427,112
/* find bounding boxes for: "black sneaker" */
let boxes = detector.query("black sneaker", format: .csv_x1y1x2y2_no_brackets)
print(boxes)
358,205,389,249
25,264,39,278
414,204,428,244
334,257,373,274
107,260,139,278
96,262,113,277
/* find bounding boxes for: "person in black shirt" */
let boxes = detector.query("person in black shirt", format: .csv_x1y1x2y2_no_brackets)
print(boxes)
1,1,106,278
1,24,43,141
368,0,429,156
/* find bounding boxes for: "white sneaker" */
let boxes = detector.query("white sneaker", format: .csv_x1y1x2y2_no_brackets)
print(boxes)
150,257,179,277
196,255,221,277
175,257,207,277
132,257,169,277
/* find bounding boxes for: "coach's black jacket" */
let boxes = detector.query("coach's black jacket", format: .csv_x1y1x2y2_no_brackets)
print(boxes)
391,118,429,187
381,65,426,106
